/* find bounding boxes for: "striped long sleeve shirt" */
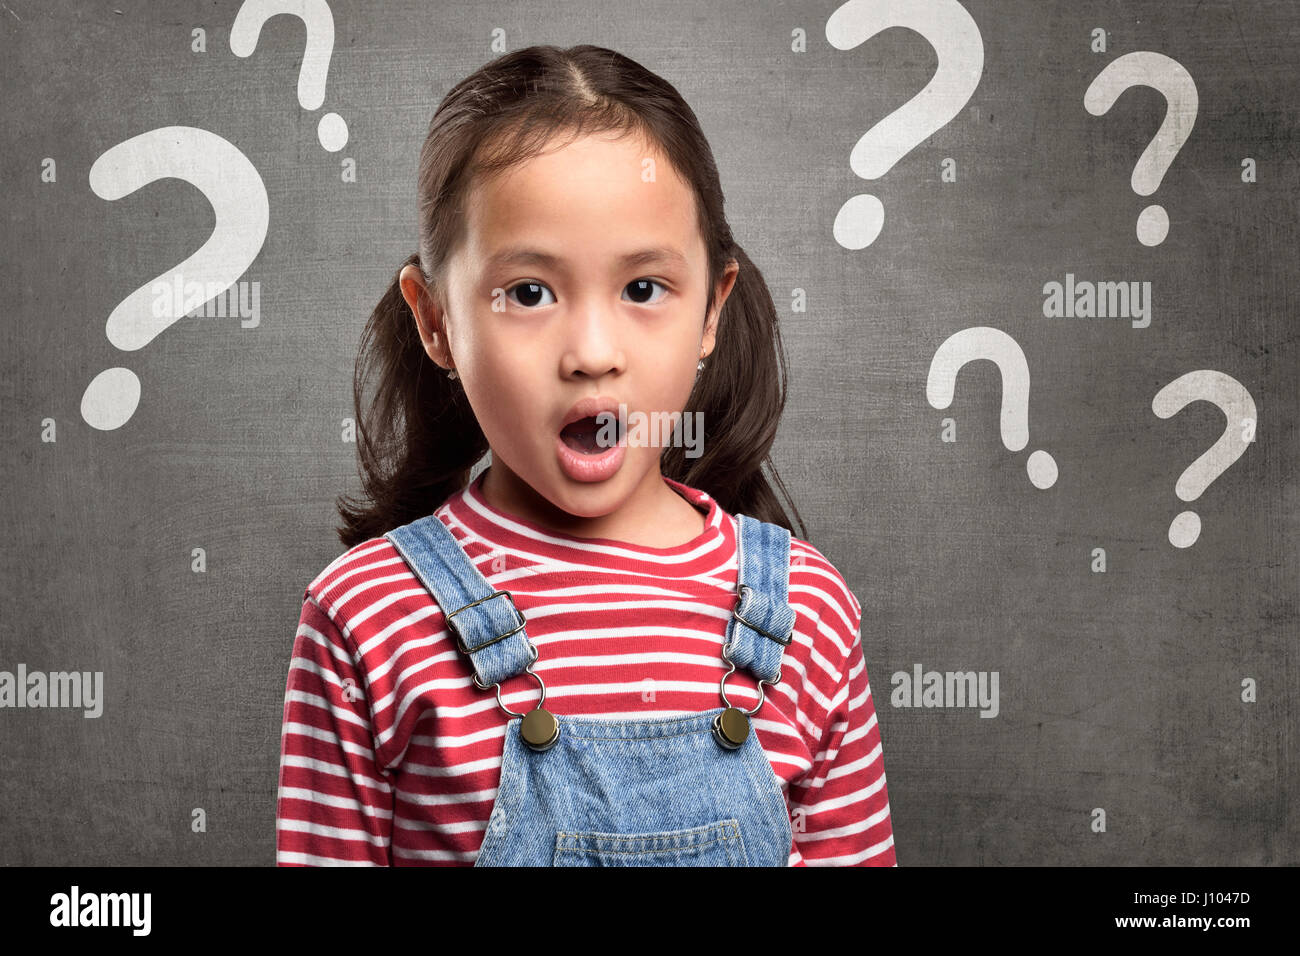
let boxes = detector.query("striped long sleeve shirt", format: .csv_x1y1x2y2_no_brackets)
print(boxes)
276,473,896,866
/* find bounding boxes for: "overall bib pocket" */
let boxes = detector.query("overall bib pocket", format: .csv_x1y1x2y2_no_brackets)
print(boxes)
552,819,749,867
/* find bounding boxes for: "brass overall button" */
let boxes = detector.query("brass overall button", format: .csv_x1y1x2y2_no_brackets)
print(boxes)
521,707,560,751
713,707,750,749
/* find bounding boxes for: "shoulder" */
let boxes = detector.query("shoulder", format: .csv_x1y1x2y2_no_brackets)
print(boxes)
306,534,396,605
302,530,443,645
786,534,863,649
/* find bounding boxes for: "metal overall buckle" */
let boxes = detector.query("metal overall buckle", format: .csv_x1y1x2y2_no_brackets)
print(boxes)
713,587,785,750
713,644,779,750
468,634,560,753
444,589,527,655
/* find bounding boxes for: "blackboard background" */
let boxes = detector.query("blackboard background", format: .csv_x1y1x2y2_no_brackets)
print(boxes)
1,0,1295,864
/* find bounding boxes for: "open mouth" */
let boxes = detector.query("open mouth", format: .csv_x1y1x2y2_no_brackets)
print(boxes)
559,415,621,455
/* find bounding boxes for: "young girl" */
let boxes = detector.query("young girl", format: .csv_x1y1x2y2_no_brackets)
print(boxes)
275,44,896,866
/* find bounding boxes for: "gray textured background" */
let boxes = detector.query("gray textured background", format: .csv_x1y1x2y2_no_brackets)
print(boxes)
2,0,1295,865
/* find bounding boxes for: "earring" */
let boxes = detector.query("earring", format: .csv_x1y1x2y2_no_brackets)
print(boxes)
446,367,459,381
697,358,705,371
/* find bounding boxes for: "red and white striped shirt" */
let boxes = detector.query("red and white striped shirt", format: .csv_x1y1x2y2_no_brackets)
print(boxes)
276,472,896,866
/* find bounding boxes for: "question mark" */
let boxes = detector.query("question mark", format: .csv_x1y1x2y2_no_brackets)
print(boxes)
84,126,269,430
926,326,1058,489
1151,370,1256,548
231,0,348,152
1084,51,1197,247
826,0,984,249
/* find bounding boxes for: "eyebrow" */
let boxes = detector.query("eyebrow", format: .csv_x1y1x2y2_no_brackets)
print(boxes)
484,245,689,272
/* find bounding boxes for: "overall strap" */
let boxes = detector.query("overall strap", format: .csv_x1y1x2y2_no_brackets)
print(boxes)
384,515,534,687
723,514,797,685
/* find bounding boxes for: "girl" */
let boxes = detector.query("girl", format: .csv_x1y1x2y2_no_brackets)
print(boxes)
275,44,896,866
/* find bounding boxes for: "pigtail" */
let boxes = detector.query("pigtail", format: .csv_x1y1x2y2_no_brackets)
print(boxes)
663,245,808,540
335,254,488,548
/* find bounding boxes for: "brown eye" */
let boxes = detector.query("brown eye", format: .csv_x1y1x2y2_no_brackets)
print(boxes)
623,279,666,304
507,281,555,307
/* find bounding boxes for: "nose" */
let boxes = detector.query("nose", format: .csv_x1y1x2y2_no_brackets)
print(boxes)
560,297,626,379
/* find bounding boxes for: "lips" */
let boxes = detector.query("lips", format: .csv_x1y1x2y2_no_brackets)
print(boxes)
561,396,623,430
559,397,624,451
555,396,627,482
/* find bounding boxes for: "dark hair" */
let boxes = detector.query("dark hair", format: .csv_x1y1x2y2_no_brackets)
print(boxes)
336,44,807,548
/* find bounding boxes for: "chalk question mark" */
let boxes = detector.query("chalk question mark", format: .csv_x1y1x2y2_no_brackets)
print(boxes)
1151,370,1256,548
1084,51,1197,247
926,327,1058,489
231,0,349,152
826,0,984,250
84,126,269,430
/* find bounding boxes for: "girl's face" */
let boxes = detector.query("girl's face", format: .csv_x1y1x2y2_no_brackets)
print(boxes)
402,129,738,533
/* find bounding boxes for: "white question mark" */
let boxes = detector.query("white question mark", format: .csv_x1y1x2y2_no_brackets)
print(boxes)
84,126,269,430
231,0,348,152
926,326,1058,489
1151,370,1256,548
1084,51,1197,247
826,0,984,250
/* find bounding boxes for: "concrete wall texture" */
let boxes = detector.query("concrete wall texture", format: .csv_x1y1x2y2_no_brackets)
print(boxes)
1,0,1295,864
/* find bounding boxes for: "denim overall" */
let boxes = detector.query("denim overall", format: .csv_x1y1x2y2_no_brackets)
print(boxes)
384,506,797,867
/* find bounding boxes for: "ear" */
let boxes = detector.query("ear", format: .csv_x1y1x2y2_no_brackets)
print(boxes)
399,265,452,368
701,258,739,358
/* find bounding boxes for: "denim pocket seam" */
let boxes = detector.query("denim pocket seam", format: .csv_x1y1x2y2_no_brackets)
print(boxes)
556,819,740,846
552,818,748,865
